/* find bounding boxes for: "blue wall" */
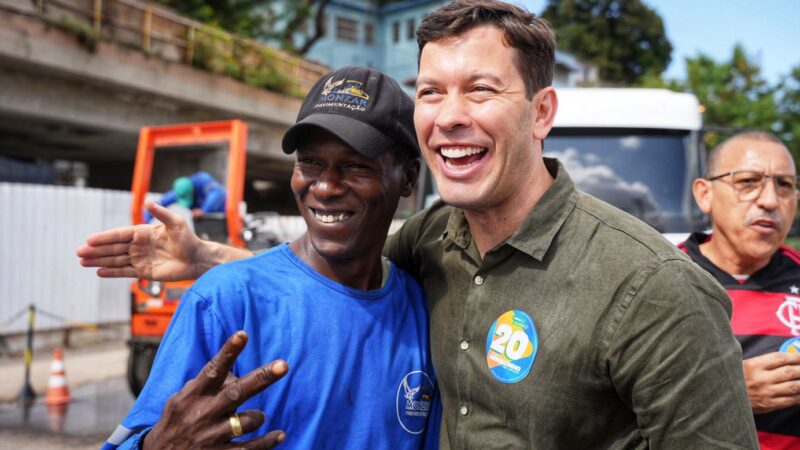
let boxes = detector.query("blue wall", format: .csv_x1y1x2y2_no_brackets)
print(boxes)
296,1,590,92
301,0,446,93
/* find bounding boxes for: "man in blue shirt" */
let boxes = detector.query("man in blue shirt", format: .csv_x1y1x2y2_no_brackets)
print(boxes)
100,66,439,449
144,171,226,223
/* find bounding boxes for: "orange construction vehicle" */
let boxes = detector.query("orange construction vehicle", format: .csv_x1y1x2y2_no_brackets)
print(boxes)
127,120,248,396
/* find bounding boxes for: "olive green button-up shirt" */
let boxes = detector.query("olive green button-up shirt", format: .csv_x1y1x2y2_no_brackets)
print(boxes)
385,159,757,449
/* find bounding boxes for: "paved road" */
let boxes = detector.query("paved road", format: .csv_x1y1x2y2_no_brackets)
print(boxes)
0,428,106,450
0,341,132,448
0,375,134,449
0,342,128,402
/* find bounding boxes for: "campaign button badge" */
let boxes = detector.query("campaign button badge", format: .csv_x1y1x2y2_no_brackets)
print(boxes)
486,310,538,383
779,337,800,353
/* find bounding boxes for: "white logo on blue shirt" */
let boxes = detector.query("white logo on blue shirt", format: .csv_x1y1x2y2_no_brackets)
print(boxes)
395,371,434,434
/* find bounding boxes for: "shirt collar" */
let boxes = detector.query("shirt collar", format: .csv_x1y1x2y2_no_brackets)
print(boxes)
441,207,470,248
440,158,578,261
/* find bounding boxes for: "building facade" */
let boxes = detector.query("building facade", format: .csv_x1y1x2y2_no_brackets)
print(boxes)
300,0,596,93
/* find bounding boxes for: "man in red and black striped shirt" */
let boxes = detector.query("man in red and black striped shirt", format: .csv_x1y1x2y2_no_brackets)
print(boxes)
680,130,800,450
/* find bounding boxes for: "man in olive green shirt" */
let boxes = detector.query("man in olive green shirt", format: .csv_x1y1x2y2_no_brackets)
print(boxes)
386,157,755,448
389,1,754,447
79,1,758,448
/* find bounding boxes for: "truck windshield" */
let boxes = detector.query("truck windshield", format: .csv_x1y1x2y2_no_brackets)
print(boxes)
544,128,703,233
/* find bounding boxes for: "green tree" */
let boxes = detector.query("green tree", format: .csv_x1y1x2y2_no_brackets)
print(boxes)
156,0,330,55
639,46,797,161
775,65,800,159
684,45,778,150
541,0,672,85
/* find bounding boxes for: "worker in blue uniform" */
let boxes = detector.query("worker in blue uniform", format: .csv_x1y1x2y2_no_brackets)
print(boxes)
145,171,226,223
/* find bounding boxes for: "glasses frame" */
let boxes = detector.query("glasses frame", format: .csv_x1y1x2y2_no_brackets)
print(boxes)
706,170,800,201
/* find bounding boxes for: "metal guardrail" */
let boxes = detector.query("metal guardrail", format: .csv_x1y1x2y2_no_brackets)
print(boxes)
24,0,330,96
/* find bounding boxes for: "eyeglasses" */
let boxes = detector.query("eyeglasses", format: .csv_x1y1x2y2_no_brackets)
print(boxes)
707,170,799,201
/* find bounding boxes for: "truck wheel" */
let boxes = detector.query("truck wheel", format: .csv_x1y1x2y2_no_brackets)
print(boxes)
127,343,157,397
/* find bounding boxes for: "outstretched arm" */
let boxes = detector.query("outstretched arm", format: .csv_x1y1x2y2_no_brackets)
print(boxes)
77,200,251,281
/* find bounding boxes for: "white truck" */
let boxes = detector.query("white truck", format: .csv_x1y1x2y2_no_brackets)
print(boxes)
546,88,706,243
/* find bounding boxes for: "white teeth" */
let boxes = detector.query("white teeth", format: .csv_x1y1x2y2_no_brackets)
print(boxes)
445,159,481,169
439,147,485,158
315,211,348,223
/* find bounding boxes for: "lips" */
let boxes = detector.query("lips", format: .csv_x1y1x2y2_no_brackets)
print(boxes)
750,218,778,230
438,146,487,169
311,208,353,224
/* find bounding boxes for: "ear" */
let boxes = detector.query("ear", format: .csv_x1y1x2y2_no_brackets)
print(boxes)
401,158,421,198
532,87,558,141
692,178,713,214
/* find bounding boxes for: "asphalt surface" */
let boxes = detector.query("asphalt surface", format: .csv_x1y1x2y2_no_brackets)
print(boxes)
0,342,132,448
0,342,128,402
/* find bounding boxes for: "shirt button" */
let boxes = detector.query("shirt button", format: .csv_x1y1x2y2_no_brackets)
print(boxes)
459,339,470,350
474,275,484,285
459,405,469,416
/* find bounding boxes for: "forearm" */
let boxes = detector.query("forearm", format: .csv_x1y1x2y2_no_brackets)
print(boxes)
194,240,253,277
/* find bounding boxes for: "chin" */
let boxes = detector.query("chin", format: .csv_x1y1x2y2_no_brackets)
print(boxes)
309,239,354,261
438,185,486,210
746,243,782,262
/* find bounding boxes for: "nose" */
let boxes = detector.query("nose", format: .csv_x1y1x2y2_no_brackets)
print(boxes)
434,92,471,131
310,165,347,199
755,176,779,210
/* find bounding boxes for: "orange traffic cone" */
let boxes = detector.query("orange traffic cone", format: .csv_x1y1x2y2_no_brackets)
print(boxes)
43,347,71,406
47,402,68,433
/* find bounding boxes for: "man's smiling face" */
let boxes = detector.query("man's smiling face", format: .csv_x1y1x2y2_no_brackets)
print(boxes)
291,128,413,261
414,25,544,212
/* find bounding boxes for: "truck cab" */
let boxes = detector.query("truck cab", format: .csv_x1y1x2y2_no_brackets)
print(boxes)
127,120,248,396
546,88,707,242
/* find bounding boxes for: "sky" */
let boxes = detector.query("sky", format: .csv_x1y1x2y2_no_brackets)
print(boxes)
517,0,800,83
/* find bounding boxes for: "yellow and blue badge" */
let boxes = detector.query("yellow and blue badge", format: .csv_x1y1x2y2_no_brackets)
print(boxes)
485,310,538,383
779,337,800,353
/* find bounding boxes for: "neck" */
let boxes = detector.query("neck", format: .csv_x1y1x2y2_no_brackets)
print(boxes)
466,160,555,259
698,235,771,276
289,236,384,290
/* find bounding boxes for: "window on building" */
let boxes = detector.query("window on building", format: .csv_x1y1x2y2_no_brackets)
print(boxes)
392,21,400,43
320,14,327,37
336,16,359,42
407,18,415,40
364,22,375,45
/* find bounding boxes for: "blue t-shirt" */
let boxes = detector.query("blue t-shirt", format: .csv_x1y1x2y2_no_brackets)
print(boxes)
145,171,225,222
104,244,440,449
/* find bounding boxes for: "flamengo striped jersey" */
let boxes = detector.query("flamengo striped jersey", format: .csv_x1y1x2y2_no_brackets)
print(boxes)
680,232,800,450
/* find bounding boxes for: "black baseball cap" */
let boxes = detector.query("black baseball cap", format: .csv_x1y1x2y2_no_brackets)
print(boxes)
281,66,419,158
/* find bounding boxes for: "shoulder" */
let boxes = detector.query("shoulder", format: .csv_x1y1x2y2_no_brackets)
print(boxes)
385,200,454,271
185,245,301,328
390,263,425,294
778,244,800,267
397,200,453,244
189,245,292,301
570,192,688,263
564,194,724,307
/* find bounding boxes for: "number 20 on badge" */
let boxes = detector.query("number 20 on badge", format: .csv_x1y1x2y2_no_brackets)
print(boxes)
485,310,538,383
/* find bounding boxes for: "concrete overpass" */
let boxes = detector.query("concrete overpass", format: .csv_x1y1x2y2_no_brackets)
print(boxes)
0,0,329,209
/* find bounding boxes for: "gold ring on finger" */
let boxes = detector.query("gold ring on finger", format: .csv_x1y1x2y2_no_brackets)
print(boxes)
229,413,243,438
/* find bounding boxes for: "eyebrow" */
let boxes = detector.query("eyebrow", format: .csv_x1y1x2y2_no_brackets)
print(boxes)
416,72,506,89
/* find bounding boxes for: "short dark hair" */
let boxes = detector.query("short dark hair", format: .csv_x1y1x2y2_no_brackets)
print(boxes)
416,0,555,99
706,130,789,176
